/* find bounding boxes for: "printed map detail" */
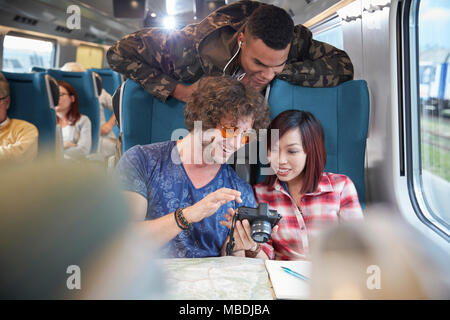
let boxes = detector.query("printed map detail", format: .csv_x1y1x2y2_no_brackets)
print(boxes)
160,256,274,300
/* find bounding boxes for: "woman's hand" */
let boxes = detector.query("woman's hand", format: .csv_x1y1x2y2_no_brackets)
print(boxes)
63,141,77,149
100,122,113,135
182,188,242,224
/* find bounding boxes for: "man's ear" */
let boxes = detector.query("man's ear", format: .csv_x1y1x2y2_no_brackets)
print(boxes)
238,32,245,46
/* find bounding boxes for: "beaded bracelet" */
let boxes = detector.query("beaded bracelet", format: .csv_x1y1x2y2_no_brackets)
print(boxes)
174,209,186,230
175,208,191,229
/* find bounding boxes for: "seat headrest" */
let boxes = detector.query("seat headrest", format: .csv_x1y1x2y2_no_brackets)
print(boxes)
112,82,124,128
92,72,102,97
45,75,60,108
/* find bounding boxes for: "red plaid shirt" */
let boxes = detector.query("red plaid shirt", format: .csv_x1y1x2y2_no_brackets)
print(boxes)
254,172,363,260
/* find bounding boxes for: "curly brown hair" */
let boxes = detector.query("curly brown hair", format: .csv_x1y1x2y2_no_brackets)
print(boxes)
184,76,270,132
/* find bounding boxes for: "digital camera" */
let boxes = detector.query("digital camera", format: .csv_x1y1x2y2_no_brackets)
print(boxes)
236,203,282,243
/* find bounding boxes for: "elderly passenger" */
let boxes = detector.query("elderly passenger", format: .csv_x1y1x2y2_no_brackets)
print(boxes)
0,73,38,163
115,76,270,258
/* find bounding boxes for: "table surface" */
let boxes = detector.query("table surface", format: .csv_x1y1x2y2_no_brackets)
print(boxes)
159,256,276,300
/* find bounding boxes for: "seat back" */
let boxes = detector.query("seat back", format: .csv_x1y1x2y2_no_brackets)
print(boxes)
90,68,122,137
31,66,47,73
90,68,122,95
3,71,59,156
120,79,186,152
47,69,101,152
264,79,370,205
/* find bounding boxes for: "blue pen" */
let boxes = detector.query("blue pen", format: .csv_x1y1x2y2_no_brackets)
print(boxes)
281,266,309,282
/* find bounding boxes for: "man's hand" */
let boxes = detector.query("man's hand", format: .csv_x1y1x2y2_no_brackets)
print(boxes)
220,208,259,254
183,188,242,224
221,207,278,257
172,80,200,102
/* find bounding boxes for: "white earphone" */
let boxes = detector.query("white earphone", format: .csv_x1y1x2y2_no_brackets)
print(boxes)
223,40,243,75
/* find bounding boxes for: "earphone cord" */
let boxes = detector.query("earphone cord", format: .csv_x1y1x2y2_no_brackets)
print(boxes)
223,42,242,76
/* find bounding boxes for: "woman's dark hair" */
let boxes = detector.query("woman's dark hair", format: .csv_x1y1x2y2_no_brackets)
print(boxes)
184,76,270,132
56,80,81,125
246,5,294,50
264,110,326,194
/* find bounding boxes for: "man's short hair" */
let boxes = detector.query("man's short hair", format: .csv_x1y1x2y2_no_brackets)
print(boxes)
246,4,294,50
184,76,270,132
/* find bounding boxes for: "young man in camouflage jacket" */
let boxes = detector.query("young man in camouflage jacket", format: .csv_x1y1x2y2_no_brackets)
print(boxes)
107,0,354,103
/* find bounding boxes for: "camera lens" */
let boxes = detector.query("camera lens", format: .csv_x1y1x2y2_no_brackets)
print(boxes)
251,220,272,243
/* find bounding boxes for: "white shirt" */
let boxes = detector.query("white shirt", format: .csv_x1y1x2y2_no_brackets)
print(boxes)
61,114,91,159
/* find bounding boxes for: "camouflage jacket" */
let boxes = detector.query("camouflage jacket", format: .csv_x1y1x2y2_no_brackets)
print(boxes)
107,0,354,102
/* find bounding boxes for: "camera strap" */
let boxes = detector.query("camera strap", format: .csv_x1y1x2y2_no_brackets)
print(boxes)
226,213,238,256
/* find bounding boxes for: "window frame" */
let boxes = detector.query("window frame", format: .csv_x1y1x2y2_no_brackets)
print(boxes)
2,31,57,71
401,0,450,241
310,14,344,50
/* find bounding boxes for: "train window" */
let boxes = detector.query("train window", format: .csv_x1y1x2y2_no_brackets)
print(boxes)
407,0,450,236
311,15,344,50
2,34,55,73
76,45,104,69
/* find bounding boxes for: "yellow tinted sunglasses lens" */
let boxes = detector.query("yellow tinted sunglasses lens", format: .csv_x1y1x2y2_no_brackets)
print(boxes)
221,125,238,138
241,134,249,144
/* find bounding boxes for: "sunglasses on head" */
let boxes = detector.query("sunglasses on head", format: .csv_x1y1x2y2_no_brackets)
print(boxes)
220,125,251,144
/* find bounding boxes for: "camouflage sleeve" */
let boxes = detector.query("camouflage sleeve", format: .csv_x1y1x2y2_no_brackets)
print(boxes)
277,25,354,87
106,28,194,102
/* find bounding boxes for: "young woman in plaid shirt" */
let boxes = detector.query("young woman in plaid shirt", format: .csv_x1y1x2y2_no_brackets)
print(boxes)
222,110,363,260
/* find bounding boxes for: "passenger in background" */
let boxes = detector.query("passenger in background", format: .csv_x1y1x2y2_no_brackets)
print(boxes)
98,86,119,158
0,72,38,164
61,62,119,158
56,80,92,160
222,110,363,260
115,76,270,258
0,158,165,299
310,209,450,299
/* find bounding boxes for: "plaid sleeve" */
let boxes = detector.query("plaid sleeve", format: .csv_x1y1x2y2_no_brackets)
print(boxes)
260,238,275,260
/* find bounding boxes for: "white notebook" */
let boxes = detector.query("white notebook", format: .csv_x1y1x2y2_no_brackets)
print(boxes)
265,260,311,300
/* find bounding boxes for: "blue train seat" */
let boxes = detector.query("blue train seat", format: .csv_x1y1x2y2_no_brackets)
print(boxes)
31,66,47,73
90,68,122,137
47,69,102,153
119,79,369,205
118,79,186,152
264,79,370,205
3,71,59,156
90,68,122,95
